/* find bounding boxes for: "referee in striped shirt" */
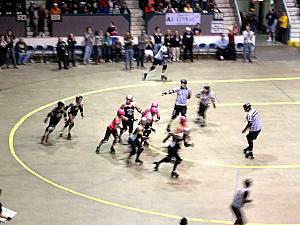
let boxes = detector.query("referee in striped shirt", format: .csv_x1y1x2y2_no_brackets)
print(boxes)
242,103,261,159
162,79,192,132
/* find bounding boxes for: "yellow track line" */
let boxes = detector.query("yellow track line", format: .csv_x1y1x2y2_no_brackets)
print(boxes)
8,77,300,225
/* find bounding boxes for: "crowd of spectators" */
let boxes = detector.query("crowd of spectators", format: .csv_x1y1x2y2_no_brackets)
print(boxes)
140,0,220,14
45,0,130,15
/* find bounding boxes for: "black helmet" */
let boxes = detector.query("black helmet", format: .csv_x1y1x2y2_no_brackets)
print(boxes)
203,84,210,91
76,95,83,102
243,103,251,110
57,101,65,107
180,79,187,84
244,178,252,187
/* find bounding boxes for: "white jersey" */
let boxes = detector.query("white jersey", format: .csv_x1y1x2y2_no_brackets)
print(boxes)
232,187,249,208
246,108,261,132
154,45,168,60
196,90,215,105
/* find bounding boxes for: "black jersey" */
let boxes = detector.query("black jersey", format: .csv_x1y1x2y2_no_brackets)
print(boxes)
67,102,83,116
48,107,66,121
124,104,135,119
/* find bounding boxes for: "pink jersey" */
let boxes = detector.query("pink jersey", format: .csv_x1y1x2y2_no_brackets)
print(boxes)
143,107,160,120
108,116,128,130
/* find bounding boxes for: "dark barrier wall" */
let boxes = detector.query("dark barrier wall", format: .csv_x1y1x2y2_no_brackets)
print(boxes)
146,14,220,35
0,17,26,36
52,15,130,37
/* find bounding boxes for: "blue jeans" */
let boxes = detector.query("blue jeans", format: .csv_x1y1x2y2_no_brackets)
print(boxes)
6,48,17,66
243,43,253,61
83,45,93,64
17,52,31,64
125,48,133,69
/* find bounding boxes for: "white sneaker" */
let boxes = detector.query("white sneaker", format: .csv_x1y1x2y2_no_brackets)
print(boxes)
266,37,272,42
220,56,224,60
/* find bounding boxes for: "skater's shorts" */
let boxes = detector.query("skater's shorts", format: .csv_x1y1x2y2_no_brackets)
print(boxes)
49,117,61,127
103,126,118,141
153,58,164,66
172,105,187,119
122,119,134,133
247,130,261,141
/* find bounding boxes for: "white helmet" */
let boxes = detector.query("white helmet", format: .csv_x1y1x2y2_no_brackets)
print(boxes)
126,95,133,102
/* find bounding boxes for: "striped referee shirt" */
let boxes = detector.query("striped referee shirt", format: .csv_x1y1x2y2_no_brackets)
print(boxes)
196,90,215,106
246,108,262,132
173,87,192,106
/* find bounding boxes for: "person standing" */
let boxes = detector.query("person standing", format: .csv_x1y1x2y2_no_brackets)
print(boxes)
0,35,7,69
56,37,68,70
114,37,122,63
0,189,12,222
15,38,31,65
153,27,162,54
124,31,134,70
170,30,181,62
242,103,261,159
162,79,192,132
103,32,113,62
38,5,46,37
137,31,147,68
228,26,237,60
266,9,278,42
231,179,253,225
243,25,254,63
5,30,17,69
28,1,37,37
67,33,77,67
277,11,288,43
83,27,94,65
195,85,216,127
182,27,194,62
94,30,103,64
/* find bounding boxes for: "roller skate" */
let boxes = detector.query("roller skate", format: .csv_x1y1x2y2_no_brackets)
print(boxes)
166,124,171,132
171,171,179,178
59,131,64,137
67,133,72,140
153,162,159,171
110,146,116,154
135,159,143,166
40,135,45,144
245,152,254,160
161,74,167,81
143,73,148,80
95,146,100,154
45,135,49,142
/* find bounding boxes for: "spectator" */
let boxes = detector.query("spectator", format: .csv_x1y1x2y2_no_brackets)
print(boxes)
215,34,228,60
0,189,12,222
15,38,31,65
83,27,94,65
49,3,62,36
5,30,17,69
228,26,237,60
38,6,46,37
144,37,154,62
67,33,77,67
193,3,202,12
91,0,100,13
164,3,176,13
28,2,38,37
124,31,134,70
144,2,155,13
155,2,164,14
248,8,257,33
99,0,110,13
193,23,202,36
71,3,79,14
266,9,278,42
164,29,172,47
60,2,70,14
120,2,130,14
107,21,118,36
103,32,113,62
0,35,7,69
240,11,248,34
110,3,120,14
277,11,288,43
114,37,122,62
180,217,188,225
137,30,147,68
57,37,68,70
182,27,194,62
94,30,103,64
202,0,208,13
170,30,181,62
153,26,162,54
243,25,254,63
183,2,193,12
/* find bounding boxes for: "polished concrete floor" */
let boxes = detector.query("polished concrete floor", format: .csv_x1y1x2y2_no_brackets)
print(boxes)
1,47,300,225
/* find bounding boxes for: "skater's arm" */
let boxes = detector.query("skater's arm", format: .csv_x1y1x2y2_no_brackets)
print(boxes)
242,191,253,204
162,88,176,96
79,104,84,118
134,103,143,114
162,133,173,143
242,121,251,133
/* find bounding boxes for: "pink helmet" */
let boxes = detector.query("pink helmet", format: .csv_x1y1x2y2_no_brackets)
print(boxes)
151,102,159,108
117,108,125,116
180,116,188,124
150,107,158,114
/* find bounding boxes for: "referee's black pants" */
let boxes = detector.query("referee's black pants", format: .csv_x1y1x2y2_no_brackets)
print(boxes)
231,205,244,225
246,130,261,152
183,45,193,62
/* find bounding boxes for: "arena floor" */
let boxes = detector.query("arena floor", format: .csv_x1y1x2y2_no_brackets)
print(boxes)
1,46,300,225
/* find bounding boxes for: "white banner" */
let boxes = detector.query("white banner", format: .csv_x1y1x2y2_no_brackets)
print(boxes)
211,21,224,33
165,13,201,25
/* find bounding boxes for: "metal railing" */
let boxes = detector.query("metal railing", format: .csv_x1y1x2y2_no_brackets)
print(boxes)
232,0,242,28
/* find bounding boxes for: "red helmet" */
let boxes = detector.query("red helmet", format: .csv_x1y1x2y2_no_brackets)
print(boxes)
151,102,158,108
180,116,188,124
150,107,158,114
117,108,125,116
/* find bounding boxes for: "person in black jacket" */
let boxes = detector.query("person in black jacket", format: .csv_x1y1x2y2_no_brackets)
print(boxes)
182,27,194,62
0,35,7,69
67,33,77,67
5,30,17,69
170,30,181,62
56,37,68,70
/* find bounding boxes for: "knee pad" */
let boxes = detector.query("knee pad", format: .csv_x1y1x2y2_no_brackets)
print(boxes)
162,64,167,70
46,125,55,133
150,65,155,71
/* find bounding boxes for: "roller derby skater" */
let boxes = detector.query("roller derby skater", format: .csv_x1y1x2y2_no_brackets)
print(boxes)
195,84,216,127
143,45,168,81
119,95,143,144
96,109,128,154
142,105,160,147
41,101,67,144
162,79,192,132
242,103,261,160
60,95,84,140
